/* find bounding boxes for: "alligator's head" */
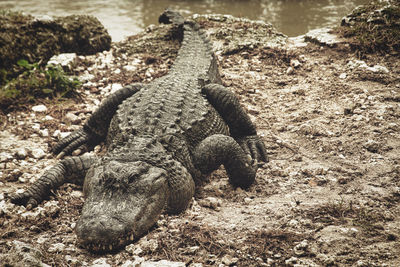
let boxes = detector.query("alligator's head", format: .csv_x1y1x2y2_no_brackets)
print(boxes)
75,159,168,252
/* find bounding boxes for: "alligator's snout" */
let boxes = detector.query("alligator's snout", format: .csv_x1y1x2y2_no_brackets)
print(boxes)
75,215,133,252
75,160,169,252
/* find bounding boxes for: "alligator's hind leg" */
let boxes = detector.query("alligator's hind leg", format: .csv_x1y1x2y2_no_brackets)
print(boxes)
202,84,268,164
193,134,255,188
10,154,97,209
54,83,142,158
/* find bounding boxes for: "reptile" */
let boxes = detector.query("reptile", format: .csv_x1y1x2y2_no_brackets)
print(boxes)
11,9,267,252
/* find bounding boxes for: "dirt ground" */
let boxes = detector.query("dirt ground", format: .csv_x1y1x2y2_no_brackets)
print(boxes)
1,15,400,266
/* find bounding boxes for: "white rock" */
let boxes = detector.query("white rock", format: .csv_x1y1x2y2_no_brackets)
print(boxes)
0,152,13,162
32,105,47,113
198,197,221,210
339,73,347,79
221,254,239,265
47,53,77,71
123,65,137,72
15,148,29,159
286,66,294,75
48,242,66,253
43,115,54,121
39,129,49,137
290,59,301,68
65,112,80,124
91,258,111,267
141,260,185,267
31,148,46,159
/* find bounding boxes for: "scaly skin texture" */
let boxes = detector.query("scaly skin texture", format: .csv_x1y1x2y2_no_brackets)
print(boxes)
11,10,267,253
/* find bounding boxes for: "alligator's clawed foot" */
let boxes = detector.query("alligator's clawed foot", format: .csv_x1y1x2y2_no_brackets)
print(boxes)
237,135,268,166
52,129,92,158
10,191,39,210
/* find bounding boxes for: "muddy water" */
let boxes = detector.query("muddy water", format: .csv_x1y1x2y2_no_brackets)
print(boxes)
1,0,368,41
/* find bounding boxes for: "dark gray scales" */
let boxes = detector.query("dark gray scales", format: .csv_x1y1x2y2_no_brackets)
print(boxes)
11,9,267,252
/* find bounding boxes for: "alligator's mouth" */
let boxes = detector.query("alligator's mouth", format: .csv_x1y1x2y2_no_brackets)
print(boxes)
78,230,136,253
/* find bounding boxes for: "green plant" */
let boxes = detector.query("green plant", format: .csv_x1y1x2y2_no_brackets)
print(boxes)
0,59,81,110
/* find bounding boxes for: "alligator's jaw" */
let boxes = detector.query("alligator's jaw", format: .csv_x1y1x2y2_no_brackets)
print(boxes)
75,160,169,252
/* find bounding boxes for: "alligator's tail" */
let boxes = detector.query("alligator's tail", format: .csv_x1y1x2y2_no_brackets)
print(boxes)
159,8,185,26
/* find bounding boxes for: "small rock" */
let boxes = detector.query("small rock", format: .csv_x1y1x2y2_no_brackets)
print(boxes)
293,239,308,256
43,115,54,121
198,197,221,210
39,129,49,137
15,148,29,159
305,27,343,47
47,53,77,71
290,59,301,68
141,260,185,267
221,254,238,266
285,257,298,265
31,148,46,159
91,258,111,267
32,105,47,113
244,197,252,204
286,66,294,75
65,255,80,265
364,139,380,153
121,257,145,267
339,73,347,79
65,112,81,124
48,243,66,253
0,152,13,162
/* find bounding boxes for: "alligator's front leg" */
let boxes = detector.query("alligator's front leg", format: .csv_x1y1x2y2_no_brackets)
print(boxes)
10,154,97,209
193,134,256,188
53,83,142,158
202,84,268,164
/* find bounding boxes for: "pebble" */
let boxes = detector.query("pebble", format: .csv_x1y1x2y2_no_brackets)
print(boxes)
15,148,29,159
39,129,49,137
48,243,66,253
198,197,221,210
141,260,185,267
65,255,80,265
0,152,13,162
44,115,54,121
121,257,145,267
290,59,301,68
47,53,77,71
244,197,253,204
221,254,239,265
91,258,111,267
31,148,46,159
32,104,48,113
339,73,347,79
293,239,309,256
65,112,81,124
286,66,294,75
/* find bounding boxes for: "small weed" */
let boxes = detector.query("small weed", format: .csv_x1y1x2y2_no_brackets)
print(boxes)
0,59,81,110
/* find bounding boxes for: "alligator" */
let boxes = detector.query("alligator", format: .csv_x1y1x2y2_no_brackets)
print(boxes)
11,9,267,252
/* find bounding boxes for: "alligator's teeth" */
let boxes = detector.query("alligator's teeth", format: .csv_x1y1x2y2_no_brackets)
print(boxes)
130,234,134,241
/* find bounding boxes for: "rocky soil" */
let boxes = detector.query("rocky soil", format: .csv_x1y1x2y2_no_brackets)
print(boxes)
1,12,400,267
